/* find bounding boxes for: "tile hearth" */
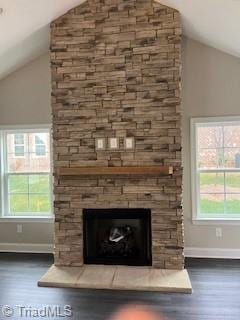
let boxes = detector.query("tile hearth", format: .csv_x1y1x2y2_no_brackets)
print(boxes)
38,265,192,293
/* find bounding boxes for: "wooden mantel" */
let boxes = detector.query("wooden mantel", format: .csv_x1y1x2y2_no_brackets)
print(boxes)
58,166,173,176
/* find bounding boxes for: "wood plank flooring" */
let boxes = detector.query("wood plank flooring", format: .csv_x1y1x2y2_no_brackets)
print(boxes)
0,253,240,320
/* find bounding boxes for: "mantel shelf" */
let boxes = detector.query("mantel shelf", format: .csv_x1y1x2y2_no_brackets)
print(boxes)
57,166,173,176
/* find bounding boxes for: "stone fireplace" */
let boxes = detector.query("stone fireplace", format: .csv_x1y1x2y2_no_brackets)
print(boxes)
51,0,184,270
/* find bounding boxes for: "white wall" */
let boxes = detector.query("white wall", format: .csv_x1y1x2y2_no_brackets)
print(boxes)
182,38,240,253
0,39,240,255
0,53,53,248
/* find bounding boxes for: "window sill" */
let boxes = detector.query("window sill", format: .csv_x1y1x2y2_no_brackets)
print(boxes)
0,216,54,223
192,218,240,226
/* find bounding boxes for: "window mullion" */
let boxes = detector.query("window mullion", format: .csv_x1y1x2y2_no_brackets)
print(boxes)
28,174,30,213
223,172,226,215
6,172,50,176
198,168,240,173
3,132,9,217
222,126,226,215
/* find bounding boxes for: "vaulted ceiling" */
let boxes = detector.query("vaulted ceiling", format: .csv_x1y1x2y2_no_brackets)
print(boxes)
0,0,240,79
160,0,240,58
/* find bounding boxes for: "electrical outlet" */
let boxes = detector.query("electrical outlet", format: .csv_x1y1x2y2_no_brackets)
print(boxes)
95,138,105,150
125,137,135,150
17,224,22,233
216,227,222,238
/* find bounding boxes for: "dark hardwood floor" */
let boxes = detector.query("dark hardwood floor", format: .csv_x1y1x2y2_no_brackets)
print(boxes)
0,253,240,320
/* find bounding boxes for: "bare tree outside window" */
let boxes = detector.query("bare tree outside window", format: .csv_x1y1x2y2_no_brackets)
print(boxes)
192,118,240,219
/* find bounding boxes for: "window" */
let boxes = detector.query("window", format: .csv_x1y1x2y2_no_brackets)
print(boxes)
0,127,52,218
191,117,240,220
14,133,25,157
35,133,46,156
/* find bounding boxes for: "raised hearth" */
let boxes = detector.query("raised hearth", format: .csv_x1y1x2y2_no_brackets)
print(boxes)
38,265,192,293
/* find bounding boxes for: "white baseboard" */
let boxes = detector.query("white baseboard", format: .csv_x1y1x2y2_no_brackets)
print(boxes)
185,247,240,259
0,243,239,259
0,243,53,254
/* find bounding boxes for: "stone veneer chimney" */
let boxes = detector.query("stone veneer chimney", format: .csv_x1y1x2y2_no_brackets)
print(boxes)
51,0,184,269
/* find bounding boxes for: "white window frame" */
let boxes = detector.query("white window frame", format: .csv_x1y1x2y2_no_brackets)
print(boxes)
191,116,240,223
0,125,53,222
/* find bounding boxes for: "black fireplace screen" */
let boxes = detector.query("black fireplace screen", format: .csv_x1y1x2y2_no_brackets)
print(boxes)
83,208,152,266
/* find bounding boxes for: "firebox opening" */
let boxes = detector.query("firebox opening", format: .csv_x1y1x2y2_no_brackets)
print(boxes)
83,208,152,266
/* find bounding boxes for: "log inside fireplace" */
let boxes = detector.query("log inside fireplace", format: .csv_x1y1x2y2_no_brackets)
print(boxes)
83,208,152,266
